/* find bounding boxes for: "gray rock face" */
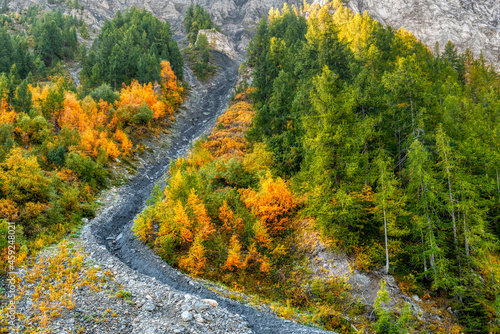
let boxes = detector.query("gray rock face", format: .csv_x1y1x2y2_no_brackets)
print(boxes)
344,0,500,67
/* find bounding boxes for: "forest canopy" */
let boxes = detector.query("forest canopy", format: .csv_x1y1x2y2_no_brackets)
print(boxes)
246,2,500,331
80,7,184,90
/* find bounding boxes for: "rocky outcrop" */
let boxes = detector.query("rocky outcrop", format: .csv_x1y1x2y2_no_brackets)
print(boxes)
344,0,500,68
197,29,239,60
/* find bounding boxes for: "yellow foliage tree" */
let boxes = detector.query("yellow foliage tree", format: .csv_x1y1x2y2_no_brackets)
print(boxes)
29,84,49,108
114,129,132,155
0,148,50,204
59,92,87,132
188,190,215,240
253,220,271,248
219,200,234,234
173,200,193,243
0,100,16,125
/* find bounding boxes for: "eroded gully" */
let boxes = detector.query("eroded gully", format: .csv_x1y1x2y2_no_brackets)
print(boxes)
86,52,334,334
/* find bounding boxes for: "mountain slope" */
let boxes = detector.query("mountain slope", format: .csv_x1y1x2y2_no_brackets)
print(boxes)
8,0,500,66
345,0,500,67
8,0,302,55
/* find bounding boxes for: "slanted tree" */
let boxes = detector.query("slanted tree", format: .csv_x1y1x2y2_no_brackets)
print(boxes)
373,151,400,274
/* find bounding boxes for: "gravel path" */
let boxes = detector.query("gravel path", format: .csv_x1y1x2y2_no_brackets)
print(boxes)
81,52,336,334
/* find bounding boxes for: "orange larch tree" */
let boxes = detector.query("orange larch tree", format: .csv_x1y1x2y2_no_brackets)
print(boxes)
239,175,297,236
115,80,167,120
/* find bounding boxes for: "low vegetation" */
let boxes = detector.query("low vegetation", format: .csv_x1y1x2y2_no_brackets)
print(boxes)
0,241,127,332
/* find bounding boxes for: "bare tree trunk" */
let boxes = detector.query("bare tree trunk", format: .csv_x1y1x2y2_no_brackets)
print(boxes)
426,210,437,279
382,172,389,274
485,163,491,197
421,228,427,278
496,168,500,203
443,148,459,260
463,211,470,258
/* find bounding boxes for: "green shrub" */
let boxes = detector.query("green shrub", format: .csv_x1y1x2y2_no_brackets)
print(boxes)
65,152,107,187
132,103,154,125
89,83,118,105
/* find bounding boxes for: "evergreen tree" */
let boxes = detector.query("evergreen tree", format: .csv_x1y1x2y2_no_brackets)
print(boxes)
13,78,32,112
0,27,13,73
81,7,183,89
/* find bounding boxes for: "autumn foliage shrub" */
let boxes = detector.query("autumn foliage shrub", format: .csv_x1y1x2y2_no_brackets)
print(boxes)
133,90,301,291
0,56,184,273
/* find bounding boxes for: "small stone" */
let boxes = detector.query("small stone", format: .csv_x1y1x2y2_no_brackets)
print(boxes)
143,301,155,312
82,218,89,224
194,313,204,323
184,294,192,301
181,311,193,322
202,299,218,308
412,295,421,302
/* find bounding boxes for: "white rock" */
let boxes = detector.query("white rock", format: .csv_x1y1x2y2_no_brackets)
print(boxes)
197,30,238,60
181,311,193,322
202,299,218,308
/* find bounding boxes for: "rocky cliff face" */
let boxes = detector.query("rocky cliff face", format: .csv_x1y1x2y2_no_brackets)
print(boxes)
345,0,500,67
8,0,499,67
197,29,239,60
7,0,301,56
